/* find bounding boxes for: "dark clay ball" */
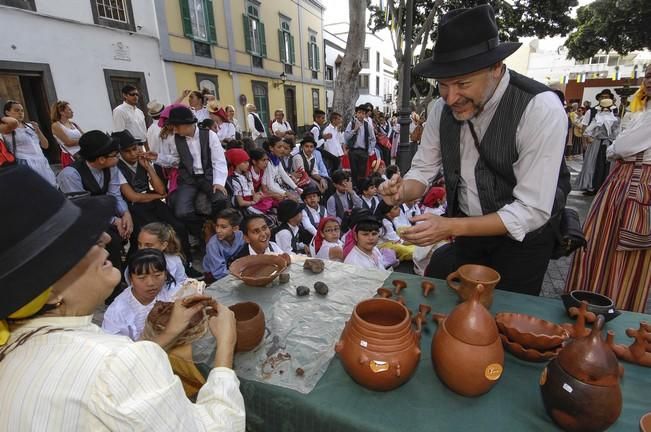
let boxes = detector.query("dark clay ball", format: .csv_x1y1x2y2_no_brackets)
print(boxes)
296,285,310,296
314,281,329,296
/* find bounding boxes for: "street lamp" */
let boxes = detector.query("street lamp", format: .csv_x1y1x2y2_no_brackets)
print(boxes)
397,0,415,174
274,71,287,88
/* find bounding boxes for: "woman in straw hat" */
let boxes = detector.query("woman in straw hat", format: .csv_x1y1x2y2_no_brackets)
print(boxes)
0,165,244,430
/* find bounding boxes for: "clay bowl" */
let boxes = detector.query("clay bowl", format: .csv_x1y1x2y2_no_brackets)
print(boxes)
641,412,651,432
499,334,561,362
495,312,569,351
229,254,288,287
229,302,265,352
561,290,621,322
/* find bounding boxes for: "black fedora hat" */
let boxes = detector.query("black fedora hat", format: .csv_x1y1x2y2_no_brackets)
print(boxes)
78,130,119,160
111,129,139,150
0,165,115,318
300,184,321,199
413,5,521,79
277,199,304,223
300,134,317,146
166,106,197,125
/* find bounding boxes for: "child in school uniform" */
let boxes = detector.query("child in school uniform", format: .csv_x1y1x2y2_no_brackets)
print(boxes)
273,199,310,254
376,201,415,262
326,169,362,232
300,185,327,237
102,249,179,340
309,216,344,261
394,199,422,229
203,209,245,283
343,213,386,271
226,147,273,213
359,177,380,214
229,214,282,263
135,222,188,284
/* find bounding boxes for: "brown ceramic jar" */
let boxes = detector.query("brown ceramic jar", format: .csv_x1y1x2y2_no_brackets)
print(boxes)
540,315,622,432
229,302,265,352
335,298,421,391
446,264,500,308
431,285,504,397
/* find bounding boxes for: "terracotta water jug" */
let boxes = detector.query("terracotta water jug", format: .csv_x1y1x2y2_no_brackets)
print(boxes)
540,315,622,432
335,298,421,391
431,284,504,396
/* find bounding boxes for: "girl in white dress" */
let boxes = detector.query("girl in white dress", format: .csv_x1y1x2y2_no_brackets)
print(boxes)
343,216,385,271
309,216,344,261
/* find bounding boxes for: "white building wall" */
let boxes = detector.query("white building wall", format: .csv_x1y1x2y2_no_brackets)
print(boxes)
0,1,168,132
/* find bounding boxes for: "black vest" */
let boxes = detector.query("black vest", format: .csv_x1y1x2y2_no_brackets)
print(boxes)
440,71,570,219
299,152,315,174
272,223,300,253
305,205,326,229
334,192,354,220
71,159,110,196
174,127,212,185
117,160,150,194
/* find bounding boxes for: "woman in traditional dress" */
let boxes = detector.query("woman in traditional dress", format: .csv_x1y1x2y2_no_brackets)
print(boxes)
565,64,651,312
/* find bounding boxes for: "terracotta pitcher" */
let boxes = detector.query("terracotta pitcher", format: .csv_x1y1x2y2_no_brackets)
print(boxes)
446,264,500,308
335,298,421,391
229,302,265,352
540,315,622,432
431,284,504,397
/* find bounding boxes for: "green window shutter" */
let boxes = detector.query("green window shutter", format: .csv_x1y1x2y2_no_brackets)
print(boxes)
289,35,295,65
278,30,286,63
315,44,320,71
308,42,314,70
205,0,217,44
243,15,252,53
180,0,193,38
258,21,267,57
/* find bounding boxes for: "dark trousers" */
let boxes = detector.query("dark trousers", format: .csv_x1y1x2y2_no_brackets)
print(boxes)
592,143,610,193
349,148,368,191
319,148,340,173
426,224,555,296
105,224,126,303
170,176,228,240
377,143,391,167
129,199,192,261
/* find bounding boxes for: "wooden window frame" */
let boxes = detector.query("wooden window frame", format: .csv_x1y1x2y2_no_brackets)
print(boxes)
90,0,135,32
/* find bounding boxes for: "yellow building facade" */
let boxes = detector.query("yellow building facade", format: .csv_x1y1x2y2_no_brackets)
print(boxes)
156,0,326,133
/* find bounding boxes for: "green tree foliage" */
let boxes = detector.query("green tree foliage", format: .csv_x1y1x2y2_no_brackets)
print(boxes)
565,0,651,60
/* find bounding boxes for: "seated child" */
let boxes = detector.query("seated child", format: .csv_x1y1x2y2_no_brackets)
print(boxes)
343,213,386,271
359,177,380,214
134,222,188,284
263,136,301,201
300,185,326,237
273,199,310,254
326,169,362,231
395,199,422,229
226,147,273,213
102,248,179,340
203,209,245,283
292,134,328,193
310,216,344,261
376,201,415,261
229,214,281,262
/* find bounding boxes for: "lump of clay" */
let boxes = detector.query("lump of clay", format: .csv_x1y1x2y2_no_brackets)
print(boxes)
314,281,329,296
296,285,310,296
303,258,325,274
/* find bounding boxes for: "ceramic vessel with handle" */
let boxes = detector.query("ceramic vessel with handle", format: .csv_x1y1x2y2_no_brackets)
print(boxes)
446,264,500,308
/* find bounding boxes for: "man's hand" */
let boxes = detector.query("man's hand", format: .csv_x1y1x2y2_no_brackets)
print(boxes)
113,217,126,238
398,213,454,246
378,174,403,205
208,303,237,368
213,184,227,195
121,212,134,239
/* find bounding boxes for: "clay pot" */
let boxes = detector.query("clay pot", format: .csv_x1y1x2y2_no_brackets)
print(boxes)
335,298,421,391
431,285,504,397
392,279,407,295
421,280,435,297
561,290,621,322
495,312,569,351
229,302,265,352
540,315,622,432
229,255,288,286
446,264,500,309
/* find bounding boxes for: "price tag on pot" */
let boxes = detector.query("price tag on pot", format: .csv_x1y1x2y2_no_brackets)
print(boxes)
360,340,368,348
485,363,503,381
369,360,389,373
563,383,573,393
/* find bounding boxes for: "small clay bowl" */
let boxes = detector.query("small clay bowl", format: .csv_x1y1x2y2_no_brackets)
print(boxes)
229,302,265,352
499,333,561,362
392,279,407,295
495,312,569,351
641,412,651,432
561,290,621,322
229,255,288,287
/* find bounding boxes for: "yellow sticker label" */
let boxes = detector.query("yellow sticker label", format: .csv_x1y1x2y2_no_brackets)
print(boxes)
369,360,389,373
540,367,548,386
485,363,503,381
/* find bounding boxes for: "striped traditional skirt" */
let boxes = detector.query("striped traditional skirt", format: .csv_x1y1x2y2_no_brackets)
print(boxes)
565,159,651,312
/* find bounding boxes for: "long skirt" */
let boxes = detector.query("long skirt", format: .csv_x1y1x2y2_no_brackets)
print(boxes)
571,135,582,156
565,161,651,312
575,141,600,191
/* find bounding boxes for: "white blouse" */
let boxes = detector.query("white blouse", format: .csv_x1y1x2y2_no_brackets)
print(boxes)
607,109,651,163
344,246,385,271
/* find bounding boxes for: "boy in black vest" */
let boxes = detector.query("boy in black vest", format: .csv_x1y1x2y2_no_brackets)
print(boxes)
166,106,228,241
113,130,195,270
291,134,328,194
273,199,310,254
379,5,570,296
300,185,326,238
344,105,376,191
57,130,133,299
326,170,363,232
229,214,280,263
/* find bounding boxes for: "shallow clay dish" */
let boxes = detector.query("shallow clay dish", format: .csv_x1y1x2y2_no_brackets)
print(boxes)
641,412,651,432
495,312,569,351
229,254,288,287
499,334,561,362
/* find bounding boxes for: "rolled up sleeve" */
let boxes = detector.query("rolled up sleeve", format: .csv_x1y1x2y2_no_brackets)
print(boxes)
209,132,228,186
404,99,444,186
497,91,567,241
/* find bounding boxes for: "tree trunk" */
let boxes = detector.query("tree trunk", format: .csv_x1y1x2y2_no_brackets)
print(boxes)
332,0,367,125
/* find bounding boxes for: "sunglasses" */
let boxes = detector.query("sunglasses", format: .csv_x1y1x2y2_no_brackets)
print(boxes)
128,92,139,97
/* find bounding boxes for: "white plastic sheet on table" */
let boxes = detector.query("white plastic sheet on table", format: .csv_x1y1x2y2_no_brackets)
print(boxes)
196,255,390,394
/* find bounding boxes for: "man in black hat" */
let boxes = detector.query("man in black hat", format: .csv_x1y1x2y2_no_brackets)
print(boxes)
166,105,228,237
582,88,617,126
344,105,376,191
57,130,133,285
379,4,570,296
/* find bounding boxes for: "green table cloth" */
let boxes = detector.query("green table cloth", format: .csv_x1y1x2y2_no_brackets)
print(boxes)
239,273,651,431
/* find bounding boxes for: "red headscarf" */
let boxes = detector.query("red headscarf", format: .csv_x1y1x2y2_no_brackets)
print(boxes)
225,148,250,176
423,186,446,208
313,216,339,255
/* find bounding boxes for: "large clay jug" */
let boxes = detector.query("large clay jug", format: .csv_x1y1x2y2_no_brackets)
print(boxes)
540,315,622,432
335,298,421,391
431,284,504,396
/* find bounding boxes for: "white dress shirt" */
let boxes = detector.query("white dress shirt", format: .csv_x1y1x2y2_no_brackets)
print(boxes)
248,241,280,255
192,107,210,123
344,246,385,271
217,122,236,142
182,126,228,186
405,69,566,241
262,161,297,194
606,108,651,162
309,123,325,148
112,102,147,142
0,315,245,431
272,120,293,136
301,205,325,235
147,122,162,153
152,133,180,168
247,112,266,140
323,123,344,156
275,223,305,254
